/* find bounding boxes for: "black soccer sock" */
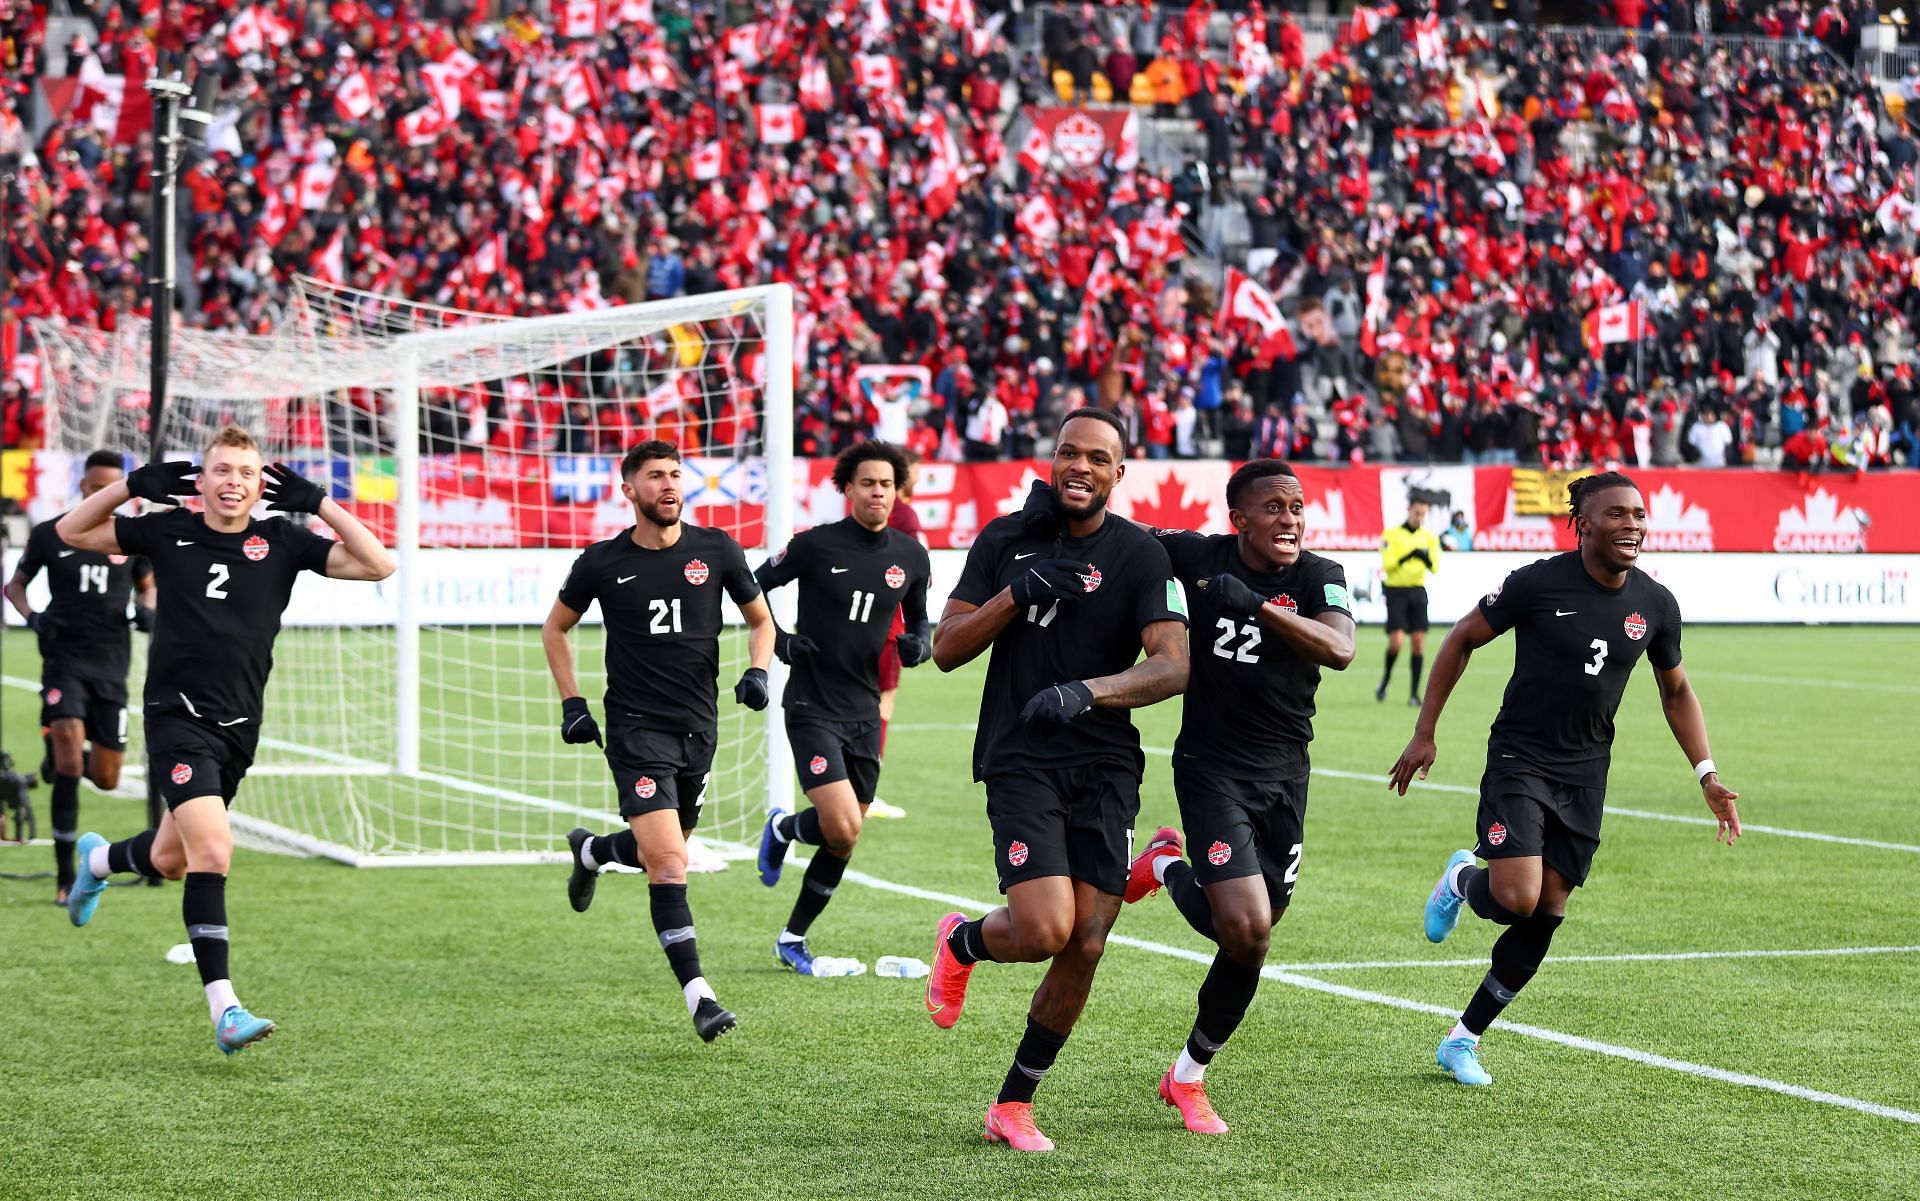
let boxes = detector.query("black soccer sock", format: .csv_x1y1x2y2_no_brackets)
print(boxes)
1189,949,1262,1066
776,808,825,846
183,872,231,988
1409,653,1425,697
1380,647,1399,688
783,847,848,937
1460,912,1562,1035
50,773,81,892
649,883,705,988
998,1016,1072,1104
588,828,642,869
947,916,998,965
1165,861,1218,942
1461,865,1526,926
106,828,160,879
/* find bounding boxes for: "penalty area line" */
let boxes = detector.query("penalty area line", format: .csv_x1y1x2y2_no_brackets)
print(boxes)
839,866,1920,1127
1273,944,1920,972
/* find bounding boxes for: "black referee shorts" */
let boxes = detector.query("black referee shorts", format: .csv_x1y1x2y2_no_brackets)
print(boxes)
40,664,129,752
1475,763,1604,887
146,712,254,810
787,717,883,807
985,763,1141,897
1172,765,1308,909
1383,585,1429,633
605,721,715,827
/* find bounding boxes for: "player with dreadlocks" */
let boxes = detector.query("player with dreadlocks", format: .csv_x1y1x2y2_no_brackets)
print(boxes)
1388,471,1741,1086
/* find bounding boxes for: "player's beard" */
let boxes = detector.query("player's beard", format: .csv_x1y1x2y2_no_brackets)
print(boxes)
636,498,681,529
1051,482,1109,522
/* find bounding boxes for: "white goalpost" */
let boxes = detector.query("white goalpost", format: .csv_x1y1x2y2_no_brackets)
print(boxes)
30,280,795,867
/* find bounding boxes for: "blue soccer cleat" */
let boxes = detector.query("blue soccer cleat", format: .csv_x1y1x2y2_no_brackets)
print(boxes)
1424,849,1475,944
67,832,110,927
215,1005,276,1055
773,937,815,976
1437,1035,1492,1086
757,809,789,887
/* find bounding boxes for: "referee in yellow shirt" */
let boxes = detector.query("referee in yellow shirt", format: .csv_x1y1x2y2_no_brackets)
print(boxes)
1377,497,1442,705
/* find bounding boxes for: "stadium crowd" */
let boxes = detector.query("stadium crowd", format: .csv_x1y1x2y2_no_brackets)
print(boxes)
4,0,1920,470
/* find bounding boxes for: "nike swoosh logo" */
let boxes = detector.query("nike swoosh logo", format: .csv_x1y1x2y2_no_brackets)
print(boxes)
617,575,637,584
58,550,76,557
176,540,195,546
1014,552,1037,560
830,567,849,574
1554,610,1577,617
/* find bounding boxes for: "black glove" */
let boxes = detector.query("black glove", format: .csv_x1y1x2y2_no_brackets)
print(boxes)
895,626,932,668
125,460,198,505
24,611,49,635
132,605,156,634
733,667,770,710
1205,573,1267,620
1019,680,1095,734
263,462,327,515
560,696,603,747
1017,478,1062,539
774,627,818,665
1010,558,1091,608
1399,547,1434,569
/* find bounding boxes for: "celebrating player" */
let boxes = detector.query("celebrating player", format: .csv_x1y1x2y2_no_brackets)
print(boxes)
1389,471,1741,1087
1376,495,1441,705
57,427,393,1054
753,441,931,974
924,409,1188,1152
1127,460,1355,1133
5,451,155,903
547,440,775,1043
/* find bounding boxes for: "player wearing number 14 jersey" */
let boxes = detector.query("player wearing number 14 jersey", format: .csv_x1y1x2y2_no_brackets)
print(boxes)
1390,472,1742,1087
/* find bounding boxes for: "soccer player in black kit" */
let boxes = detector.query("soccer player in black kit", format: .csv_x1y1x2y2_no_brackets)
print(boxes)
57,426,394,1054
752,441,931,975
5,451,155,902
924,409,1189,1153
545,440,776,1042
1389,472,1742,1086
1124,460,1355,1134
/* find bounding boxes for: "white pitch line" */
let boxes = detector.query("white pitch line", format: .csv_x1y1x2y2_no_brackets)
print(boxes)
840,866,1920,1127
1273,945,1920,972
1686,670,1920,696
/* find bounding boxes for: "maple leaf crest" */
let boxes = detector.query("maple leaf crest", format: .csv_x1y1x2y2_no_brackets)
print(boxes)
1125,473,1213,532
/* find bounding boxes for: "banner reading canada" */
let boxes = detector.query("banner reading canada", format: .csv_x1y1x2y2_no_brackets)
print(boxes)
6,452,1918,554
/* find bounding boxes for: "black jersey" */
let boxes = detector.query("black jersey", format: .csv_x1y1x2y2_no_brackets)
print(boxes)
114,509,334,731
1157,532,1351,778
557,524,759,733
1478,551,1683,787
17,516,150,678
951,512,1186,781
755,517,930,724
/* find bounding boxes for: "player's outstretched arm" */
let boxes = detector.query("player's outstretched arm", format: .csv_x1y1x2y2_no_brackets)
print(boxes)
1653,662,1741,845
54,479,134,555
1389,608,1499,795
1083,618,1189,709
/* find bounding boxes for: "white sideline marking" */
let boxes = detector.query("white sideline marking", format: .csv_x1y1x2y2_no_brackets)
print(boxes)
841,867,1920,1127
1275,945,1920,972
1687,670,1920,696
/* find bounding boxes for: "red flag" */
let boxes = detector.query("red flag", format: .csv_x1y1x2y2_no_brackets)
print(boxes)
854,54,900,92
755,103,800,145
1016,123,1051,175
690,140,725,180
725,23,764,65
312,228,348,284
1360,252,1387,357
1084,250,1116,301
397,106,450,147
552,60,603,112
716,60,745,95
1218,267,1284,335
1014,193,1060,242
615,0,654,26
334,69,376,121
225,7,289,55
476,90,509,122
798,56,833,112
1412,14,1446,68
297,161,339,210
555,0,605,38
421,61,466,119
257,186,293,246
1584,301,1644,355
543,103,579,146
1348,3,1395,43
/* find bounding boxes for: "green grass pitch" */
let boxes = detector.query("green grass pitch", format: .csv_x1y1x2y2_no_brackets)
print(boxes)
2,624,1916,1200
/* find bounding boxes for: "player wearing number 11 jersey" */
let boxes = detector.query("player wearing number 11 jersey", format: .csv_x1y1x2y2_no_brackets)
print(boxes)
1389,472,1741,1087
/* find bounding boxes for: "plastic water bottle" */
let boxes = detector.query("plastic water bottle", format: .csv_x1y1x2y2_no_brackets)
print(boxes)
808,956,869,978
876,955,929,979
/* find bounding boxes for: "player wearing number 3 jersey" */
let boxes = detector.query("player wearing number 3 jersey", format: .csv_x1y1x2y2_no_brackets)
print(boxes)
1389,472,1741,1087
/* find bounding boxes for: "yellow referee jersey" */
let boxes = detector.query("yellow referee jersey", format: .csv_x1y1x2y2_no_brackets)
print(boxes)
1380,522,1442,588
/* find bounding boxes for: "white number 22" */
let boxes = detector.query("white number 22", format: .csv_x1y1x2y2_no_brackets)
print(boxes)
1211,618,1261,663
1584,638,1609,676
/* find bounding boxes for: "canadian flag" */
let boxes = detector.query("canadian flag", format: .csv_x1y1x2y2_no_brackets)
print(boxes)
1348,3,1396,43
1218,267,1285,336
312,228,347,284
297,161,339,210
543,103,579,146
421,61,466,119
555,0,605,38
226,7,293,56
257,186,294,246
476,90,510,122
642,375,687,418
1412,15,1446,68
716,60,745,96
848,125,886,166
552,60,603,112
74,55,150,150
854,55,900,92
920,120,963,221
439,47,483,78
690,140,725,180
1113,110,1141,172
1014,193,1060,242
744,172,772,213
1084,249,1117,302
1016,123,1051,175
725,24,764,65
397,106,450,147
471,232,507,279
755,103,801,145
924,0,974,28
798,56,833,112
1585,300,1644,354
1359,252,1388,357
333,70,376,122
615,0,654,26
1067,298,1105,369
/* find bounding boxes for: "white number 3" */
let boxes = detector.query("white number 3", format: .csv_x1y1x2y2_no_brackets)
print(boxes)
1584,638,1609,676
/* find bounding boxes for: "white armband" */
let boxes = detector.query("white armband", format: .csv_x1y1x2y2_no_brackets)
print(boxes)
1693,759,1718,783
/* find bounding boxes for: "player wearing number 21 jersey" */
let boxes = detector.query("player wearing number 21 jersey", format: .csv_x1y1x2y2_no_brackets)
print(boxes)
1390,472,1741,1088
56,425,394,1056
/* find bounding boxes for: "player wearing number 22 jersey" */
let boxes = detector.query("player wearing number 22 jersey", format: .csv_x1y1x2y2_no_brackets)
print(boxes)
1390,472,1741,1089
1125,459,1356,1135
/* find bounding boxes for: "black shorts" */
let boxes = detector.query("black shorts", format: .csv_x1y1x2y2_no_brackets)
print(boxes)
1475,763,1604,887
146,712,254,810
1384,586,1429,633
39,665,129,752
605,721,716,825
985,763,1141,896
787,717,882,807
1172,765,1307,909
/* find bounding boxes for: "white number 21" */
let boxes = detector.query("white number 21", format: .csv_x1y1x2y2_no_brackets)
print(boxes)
1584,638,1609,676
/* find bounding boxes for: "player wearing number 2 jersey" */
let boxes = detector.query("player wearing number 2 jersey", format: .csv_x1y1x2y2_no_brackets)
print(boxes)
1389,472,1742,1088
55,425,394,1055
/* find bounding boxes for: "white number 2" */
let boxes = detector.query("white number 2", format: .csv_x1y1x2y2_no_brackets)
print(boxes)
78,564,110,594
1283,842,1303,887
1584,638,1609,676
649,598,683,634
1211,617,1261,663
205,564,230,600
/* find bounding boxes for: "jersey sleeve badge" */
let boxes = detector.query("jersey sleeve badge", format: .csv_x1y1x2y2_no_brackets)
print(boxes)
1324,582,1351,610
1165,579,1186,617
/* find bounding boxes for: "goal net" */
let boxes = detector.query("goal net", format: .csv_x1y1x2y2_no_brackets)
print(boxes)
29,280,795,866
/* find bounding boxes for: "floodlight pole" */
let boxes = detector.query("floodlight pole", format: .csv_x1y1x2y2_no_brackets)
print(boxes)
145,73,190,462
